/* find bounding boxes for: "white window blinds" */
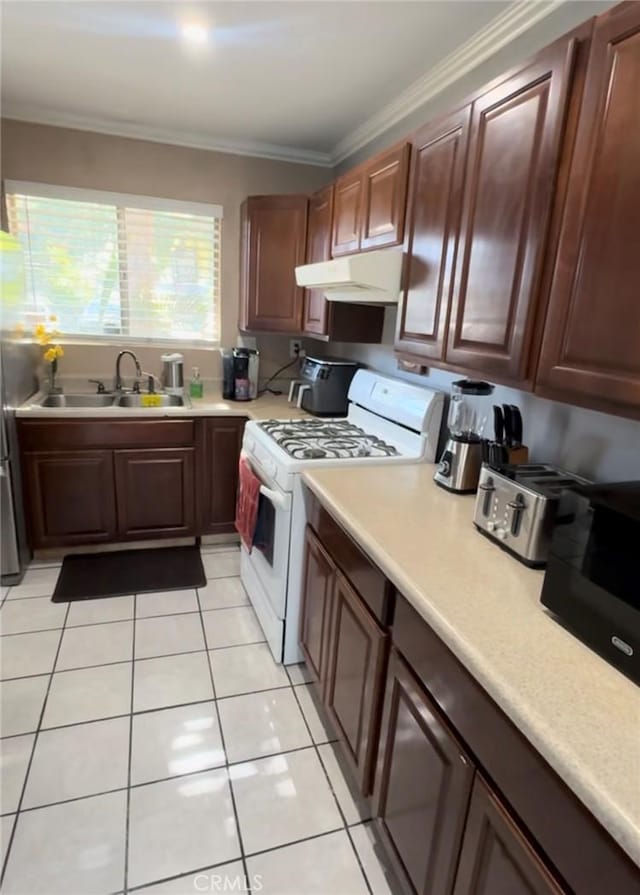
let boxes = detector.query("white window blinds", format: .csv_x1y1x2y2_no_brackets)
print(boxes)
5,182,222,345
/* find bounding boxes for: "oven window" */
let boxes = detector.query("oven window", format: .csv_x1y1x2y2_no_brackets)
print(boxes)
252,493,276,566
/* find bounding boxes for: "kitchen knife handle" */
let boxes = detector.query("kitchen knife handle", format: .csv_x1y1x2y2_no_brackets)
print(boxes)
502,404,513,448
493,405,504,444
510,405,523,446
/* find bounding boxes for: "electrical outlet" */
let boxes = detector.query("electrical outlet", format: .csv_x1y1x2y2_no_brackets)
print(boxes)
289,339,304,359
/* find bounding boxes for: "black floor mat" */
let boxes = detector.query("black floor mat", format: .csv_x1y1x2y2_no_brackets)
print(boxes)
52,545,206,602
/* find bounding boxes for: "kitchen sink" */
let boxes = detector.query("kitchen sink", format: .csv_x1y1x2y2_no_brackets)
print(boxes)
114,393,190,408
40,394,117,408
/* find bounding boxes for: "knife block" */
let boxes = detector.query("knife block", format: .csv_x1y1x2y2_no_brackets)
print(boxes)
506,445,529,464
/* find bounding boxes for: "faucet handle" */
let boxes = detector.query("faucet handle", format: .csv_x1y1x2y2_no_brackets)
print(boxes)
88,379,106,394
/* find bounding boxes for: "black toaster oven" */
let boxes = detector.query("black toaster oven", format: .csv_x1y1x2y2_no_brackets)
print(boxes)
540,481,640,685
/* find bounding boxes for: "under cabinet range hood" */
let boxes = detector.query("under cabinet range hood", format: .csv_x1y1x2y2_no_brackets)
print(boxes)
295,249,403,304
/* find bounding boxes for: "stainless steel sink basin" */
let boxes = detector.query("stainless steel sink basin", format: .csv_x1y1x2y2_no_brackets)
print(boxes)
114,394,190,408
40,394,116,408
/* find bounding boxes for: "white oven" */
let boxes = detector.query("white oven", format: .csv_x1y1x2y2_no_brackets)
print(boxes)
238,450,292,661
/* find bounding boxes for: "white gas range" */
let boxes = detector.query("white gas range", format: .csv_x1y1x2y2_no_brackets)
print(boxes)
239,370,444,664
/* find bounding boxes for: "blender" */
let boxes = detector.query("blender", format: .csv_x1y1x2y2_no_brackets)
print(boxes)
434,379,494,493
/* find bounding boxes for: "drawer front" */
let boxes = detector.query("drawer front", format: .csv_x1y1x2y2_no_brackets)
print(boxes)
308,497,391,624
18,418,195,451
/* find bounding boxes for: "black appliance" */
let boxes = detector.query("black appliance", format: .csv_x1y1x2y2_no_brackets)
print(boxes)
540,481,640,685
288,356,359,417
222,348,259,401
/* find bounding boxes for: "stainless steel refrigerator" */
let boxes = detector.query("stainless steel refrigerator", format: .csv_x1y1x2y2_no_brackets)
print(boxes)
1,232,39,584
1,341,38,584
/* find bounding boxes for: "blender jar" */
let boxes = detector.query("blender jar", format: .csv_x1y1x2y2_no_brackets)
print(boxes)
447,380,494,442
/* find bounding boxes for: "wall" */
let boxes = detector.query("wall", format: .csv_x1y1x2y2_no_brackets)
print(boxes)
0,118,329,384
308,0,640,483
335,0,614,172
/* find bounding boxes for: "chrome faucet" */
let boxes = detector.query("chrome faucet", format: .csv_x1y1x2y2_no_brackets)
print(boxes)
115,350,142,392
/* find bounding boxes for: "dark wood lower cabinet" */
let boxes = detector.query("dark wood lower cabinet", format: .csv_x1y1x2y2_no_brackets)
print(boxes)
453,778,564,895
299,527,336,688
375,650,474,895
114,448,195,539
298,490,639,895
18,416,245,549
199,417,246,534
324,570,388,795
22,450,117,547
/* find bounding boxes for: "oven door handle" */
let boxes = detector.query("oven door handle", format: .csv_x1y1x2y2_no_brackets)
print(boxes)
259,484,291,512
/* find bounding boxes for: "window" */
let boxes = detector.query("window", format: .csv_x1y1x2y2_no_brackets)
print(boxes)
6,181,222,345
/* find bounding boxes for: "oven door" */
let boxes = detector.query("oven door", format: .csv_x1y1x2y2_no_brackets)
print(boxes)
238,451,292,630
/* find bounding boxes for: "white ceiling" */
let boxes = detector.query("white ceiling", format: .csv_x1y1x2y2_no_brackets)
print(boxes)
1,1,560,165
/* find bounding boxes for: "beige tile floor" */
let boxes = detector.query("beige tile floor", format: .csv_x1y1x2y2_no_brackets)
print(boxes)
0,546,397,895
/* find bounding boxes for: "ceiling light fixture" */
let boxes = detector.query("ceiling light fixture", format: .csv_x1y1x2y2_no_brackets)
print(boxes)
181,22,209,45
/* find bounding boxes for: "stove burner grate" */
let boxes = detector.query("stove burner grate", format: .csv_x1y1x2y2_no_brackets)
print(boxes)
259,419,400,460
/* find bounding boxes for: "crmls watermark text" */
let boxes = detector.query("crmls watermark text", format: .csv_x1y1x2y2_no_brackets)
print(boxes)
193,872,263,892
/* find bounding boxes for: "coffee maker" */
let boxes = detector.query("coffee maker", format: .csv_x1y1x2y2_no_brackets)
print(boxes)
434,380,494,493
222,348,259,401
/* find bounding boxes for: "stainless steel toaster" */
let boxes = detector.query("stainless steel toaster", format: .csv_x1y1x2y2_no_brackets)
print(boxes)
473,464,590,567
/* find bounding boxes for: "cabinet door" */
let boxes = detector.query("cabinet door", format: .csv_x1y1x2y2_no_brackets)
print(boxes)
446,39,577,383
324,570,389,795
199,418,245,535
114,448,195,539
396,109,471,360
374,650,474,895
536,4,640,415
299,527,336,687
22,451,117,548
360,142,410,251
331,171,363,256
453,777,565,895
303,185,334,336
240,195,308,333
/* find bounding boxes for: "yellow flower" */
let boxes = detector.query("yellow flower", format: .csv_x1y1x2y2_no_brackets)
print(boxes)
54,344,64,359
34,323,49,346
49,314,58,323
43,347,57,363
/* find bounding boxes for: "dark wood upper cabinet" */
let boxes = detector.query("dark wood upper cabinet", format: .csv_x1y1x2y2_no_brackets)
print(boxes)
375,649,475,895
360,142,411,251
331,142,411,258
453,777,565,895
331,171,363,256
299,526,336,689
536,2,640,416
198,417,246,535
240,195,308,334
114,448,196,539
396,107,471,361
22,450,117,548
324,570,389,795
446,38,577,384
303,184,335,336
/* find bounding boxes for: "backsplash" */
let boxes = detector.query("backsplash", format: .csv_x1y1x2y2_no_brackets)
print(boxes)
304,309,640,483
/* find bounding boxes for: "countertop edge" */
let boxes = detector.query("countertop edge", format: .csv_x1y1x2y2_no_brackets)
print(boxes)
14,392,309,422
301,470,640,867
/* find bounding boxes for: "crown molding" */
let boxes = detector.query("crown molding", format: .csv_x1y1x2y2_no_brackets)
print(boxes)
330,0,565,164
1,104,334,168
2,1,565,171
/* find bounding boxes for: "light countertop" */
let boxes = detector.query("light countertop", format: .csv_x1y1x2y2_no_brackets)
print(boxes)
302,464,640,866
15,388,310,421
